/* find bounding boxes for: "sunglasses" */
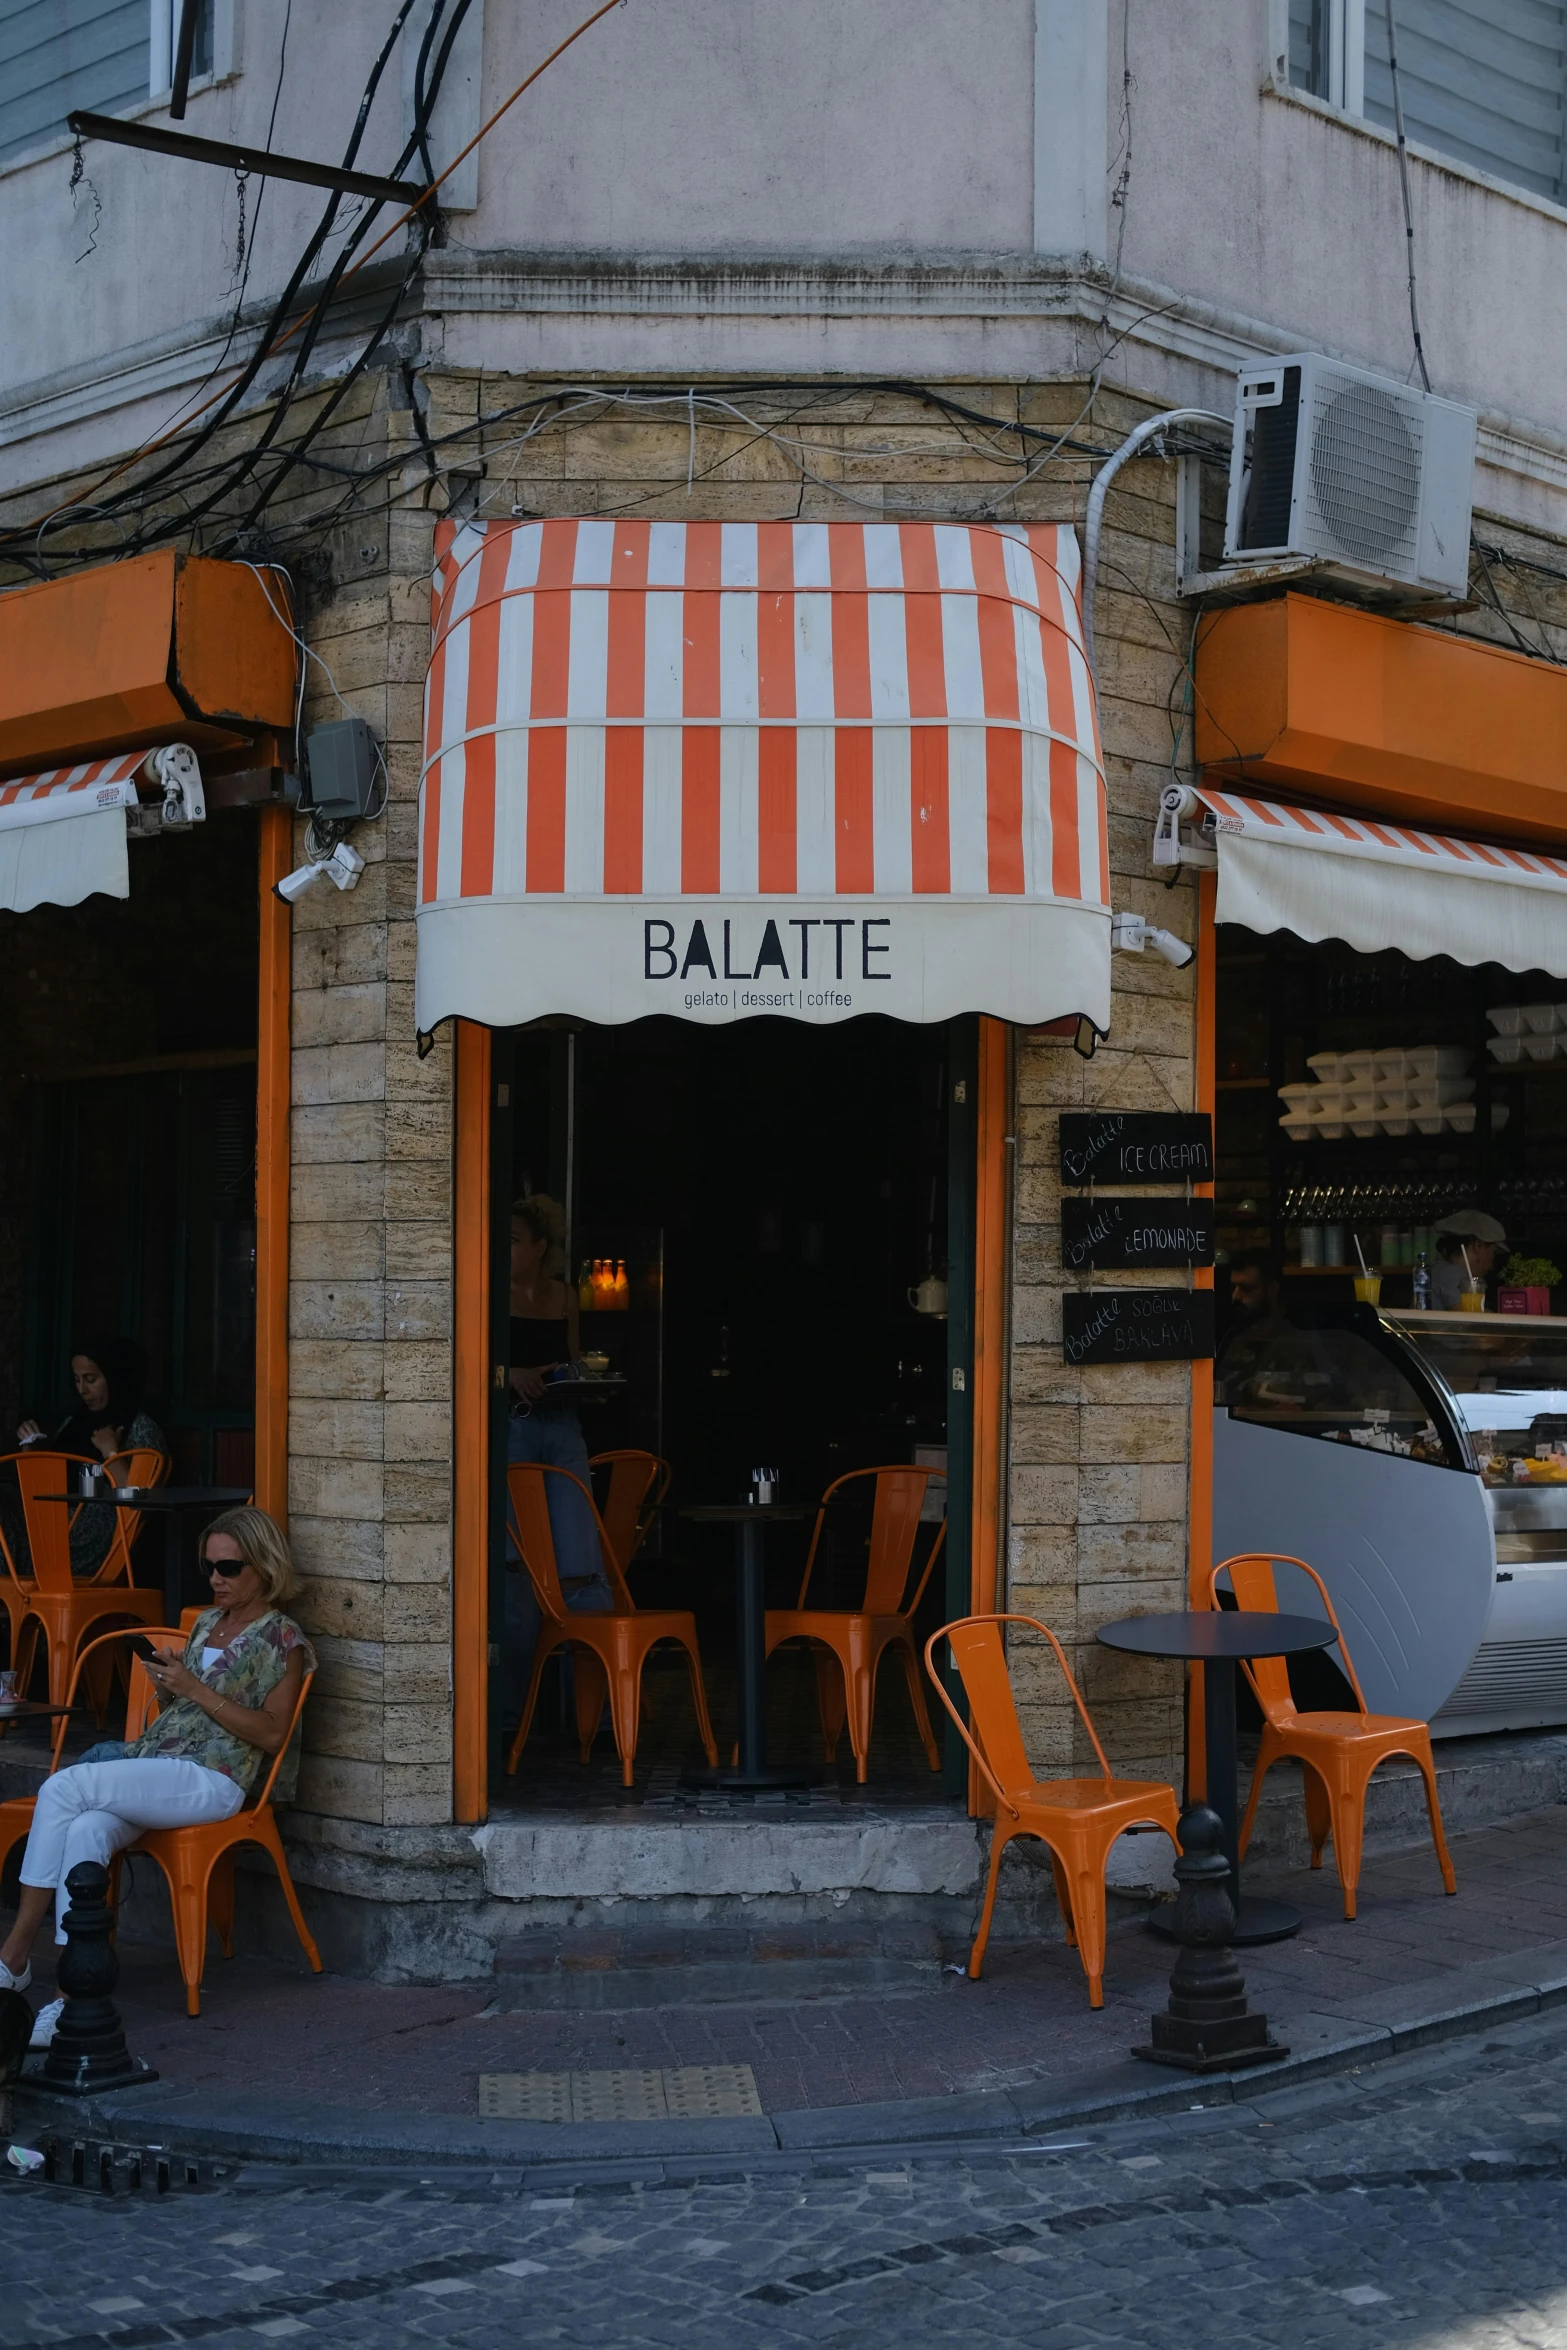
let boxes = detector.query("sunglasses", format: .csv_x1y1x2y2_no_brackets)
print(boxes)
202,1558,246,1580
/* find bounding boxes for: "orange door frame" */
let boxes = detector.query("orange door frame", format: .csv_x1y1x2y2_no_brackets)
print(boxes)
254,805,291,1523
967,1013,1011,1812
1186,870,1218,1799
452,1018,492,1823
971,1014,1010,1622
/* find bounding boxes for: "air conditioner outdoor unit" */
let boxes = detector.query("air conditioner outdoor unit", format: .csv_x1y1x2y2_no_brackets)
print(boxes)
1222,353,1476,598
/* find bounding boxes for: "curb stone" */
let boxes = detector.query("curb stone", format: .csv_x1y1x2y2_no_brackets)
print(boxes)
16,1959,1567,2174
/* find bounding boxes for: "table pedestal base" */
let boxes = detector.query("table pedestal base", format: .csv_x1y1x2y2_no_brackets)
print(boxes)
1150,1894,1302,1947
679,1763,824,1794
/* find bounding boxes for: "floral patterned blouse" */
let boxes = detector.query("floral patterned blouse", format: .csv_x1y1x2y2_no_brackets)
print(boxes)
127,1607,315,1800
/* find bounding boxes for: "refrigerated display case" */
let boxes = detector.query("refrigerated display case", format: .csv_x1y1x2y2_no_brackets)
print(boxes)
1214,1305,1567,1735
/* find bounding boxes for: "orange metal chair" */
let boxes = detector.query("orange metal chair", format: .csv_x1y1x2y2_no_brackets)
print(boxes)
131,1665,323,2017
764,1466,945,1783
0,1622,179,1891
1210,1552,1457,1921
0,1450,94,1668
0,1452,163,1703
925,1613,1182,2007
87,1447,172,1586
503,1462,718,1788
589,1450,672,1579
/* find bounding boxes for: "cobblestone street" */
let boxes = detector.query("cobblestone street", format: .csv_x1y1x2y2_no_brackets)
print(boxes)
7,2004,1567,2347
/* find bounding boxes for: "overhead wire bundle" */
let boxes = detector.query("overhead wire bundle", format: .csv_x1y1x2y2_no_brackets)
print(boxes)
2,0,481,575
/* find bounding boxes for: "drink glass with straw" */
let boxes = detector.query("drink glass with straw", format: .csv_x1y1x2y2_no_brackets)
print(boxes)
1353,1233,1381,1306
1460,1242,1486,1312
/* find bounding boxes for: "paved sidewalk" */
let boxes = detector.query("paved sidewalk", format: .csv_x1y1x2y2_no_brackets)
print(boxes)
13,1802,1567,2165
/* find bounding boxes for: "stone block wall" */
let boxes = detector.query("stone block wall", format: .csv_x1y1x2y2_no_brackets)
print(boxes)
279,397,459,1831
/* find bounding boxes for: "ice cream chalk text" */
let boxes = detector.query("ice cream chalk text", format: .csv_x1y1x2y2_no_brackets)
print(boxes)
1058,1112,1214,1186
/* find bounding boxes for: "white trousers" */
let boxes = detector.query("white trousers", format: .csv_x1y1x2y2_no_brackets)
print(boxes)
20,1759,245,1941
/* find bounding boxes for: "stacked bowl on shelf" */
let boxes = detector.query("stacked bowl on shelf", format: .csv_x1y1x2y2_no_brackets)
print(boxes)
1487,1003,1567,1064
1277,1047,1501,1141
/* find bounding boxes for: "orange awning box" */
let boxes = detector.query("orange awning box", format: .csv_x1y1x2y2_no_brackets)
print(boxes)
0,550,296,780
1195,593,1567,848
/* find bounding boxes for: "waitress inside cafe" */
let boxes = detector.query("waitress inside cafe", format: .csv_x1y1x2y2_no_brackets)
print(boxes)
505,1195,611,1624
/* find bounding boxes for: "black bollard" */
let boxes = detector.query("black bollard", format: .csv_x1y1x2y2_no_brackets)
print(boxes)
1133,1804,1288,2073
39,1862,156,2096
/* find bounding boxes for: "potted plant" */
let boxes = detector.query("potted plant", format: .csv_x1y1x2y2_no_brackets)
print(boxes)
1497,1254,1562,1317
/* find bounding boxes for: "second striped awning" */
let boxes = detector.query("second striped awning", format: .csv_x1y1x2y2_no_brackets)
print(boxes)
416,519,1110,1030
0,749,146,913
1155,783,1567,976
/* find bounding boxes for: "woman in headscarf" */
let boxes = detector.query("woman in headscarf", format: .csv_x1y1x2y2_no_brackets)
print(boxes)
14,1337,166,1576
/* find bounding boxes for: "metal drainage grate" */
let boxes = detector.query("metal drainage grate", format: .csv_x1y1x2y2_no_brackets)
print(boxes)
34,2135,233,2195
479,2065,763,2122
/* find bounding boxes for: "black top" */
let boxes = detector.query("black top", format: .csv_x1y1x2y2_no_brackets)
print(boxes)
680,1504,814,1524
42,1486,252,1509
510,1315,570,1369
1095,1610,1341,1662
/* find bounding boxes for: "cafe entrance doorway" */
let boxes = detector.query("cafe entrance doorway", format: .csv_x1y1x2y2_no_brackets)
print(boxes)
486,1013,978,1809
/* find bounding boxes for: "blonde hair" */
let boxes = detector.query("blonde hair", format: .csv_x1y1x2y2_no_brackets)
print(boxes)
511,1192,567,1280
200,1505,298,1607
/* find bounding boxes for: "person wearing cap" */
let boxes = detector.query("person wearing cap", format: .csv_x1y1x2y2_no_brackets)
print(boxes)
1430,1211,1507,1310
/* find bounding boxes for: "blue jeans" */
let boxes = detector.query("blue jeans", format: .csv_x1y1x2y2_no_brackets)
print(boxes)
502,1406,613,1721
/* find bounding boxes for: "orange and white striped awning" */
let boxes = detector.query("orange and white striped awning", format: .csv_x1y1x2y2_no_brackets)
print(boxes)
416,519,1110,1030
0,750,146,912
1156,783,1567,975
0,750,146,828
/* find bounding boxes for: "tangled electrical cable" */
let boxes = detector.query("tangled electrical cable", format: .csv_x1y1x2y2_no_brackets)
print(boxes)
176,379,1133,570
1,0,633,576
0,0,482,575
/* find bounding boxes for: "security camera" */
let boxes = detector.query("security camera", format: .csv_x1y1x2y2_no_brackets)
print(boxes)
1111,910,1195,969
275,840,366,903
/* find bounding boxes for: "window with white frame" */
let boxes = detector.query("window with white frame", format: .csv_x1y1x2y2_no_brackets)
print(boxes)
0,0,217,170
1288,0,1567,205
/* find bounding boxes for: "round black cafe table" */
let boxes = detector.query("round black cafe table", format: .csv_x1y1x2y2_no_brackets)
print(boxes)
1096,1610,1341,1945
45,1487,253,1623
678,1504,820,1792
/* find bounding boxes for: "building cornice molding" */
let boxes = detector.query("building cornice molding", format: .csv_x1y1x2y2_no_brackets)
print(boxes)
5,248,1567,506
420,251,1567,497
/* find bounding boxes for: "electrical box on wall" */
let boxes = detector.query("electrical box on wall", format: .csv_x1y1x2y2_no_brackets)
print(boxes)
1223,353,1476,599
305,717,380,819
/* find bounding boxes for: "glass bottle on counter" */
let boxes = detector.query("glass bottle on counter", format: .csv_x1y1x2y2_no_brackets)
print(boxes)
1412,1252,1432,1311
613,1258,629,1311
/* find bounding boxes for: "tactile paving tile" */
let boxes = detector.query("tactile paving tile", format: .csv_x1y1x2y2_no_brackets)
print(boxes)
572,2070,668,2121
478,2065,761,2122
661,2065,763,2119
479,2072,573,2121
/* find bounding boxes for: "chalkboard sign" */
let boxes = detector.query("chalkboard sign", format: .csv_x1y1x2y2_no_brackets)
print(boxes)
1062,1198,1215,1272
1062,1289,1215,1366
1059,1112,1213,1187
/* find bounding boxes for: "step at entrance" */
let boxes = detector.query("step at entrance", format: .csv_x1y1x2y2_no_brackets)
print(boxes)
489,1921,946,2010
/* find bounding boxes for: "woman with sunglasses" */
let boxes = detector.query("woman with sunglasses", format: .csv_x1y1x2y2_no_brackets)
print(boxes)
0,1507,313,2037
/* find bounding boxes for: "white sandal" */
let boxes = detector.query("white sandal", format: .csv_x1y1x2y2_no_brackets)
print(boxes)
0,1959,31,1994
28,1997,63,2050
